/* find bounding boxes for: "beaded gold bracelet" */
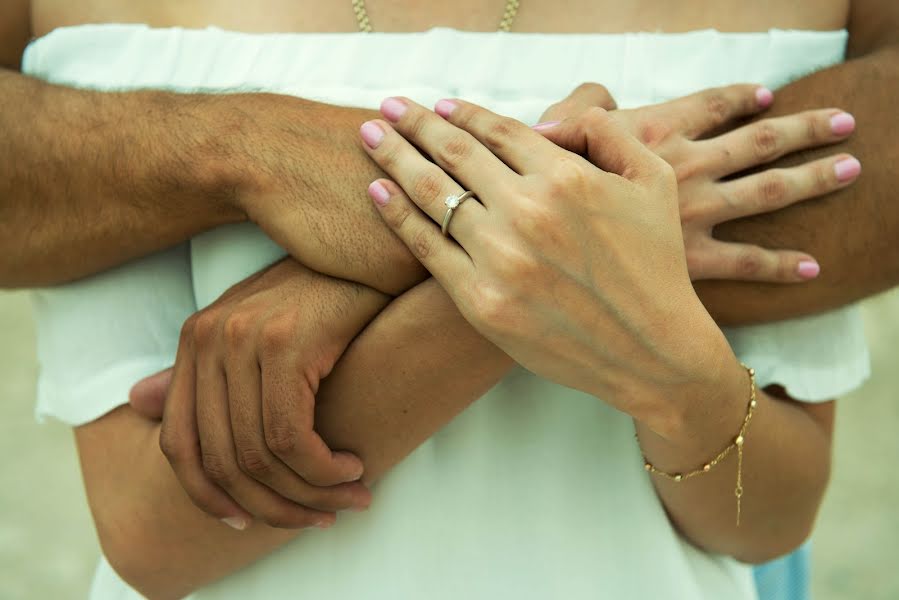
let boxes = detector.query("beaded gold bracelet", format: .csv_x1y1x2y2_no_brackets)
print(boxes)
642,364,757,526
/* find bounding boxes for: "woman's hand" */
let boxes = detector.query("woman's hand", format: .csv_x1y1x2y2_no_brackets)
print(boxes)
359,97,738,437
130,259,387,530
538,83,860,282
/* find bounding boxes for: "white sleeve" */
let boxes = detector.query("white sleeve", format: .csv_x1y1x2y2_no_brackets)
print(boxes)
722,305,870,402
31,244,196,425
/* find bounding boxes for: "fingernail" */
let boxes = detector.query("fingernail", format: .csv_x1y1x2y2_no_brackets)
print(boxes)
797,260,821,280
434,99,458,118
221,517,249,531
756,87,774,108
316,519,335,530
360,121,385,149
532,120,561,132
380,97,408,122
830,112,855,136
368,180,391,206
834,157,861,182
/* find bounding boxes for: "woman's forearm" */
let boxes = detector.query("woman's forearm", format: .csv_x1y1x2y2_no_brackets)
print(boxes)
636,372,834,564
77,279,510,599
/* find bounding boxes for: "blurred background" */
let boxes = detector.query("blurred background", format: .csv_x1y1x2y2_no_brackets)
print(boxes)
0,288,897,599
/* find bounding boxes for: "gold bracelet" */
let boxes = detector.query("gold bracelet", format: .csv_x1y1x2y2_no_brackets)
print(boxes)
642,363,757,526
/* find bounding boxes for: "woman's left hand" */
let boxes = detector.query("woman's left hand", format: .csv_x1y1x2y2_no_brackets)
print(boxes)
359,98,740,436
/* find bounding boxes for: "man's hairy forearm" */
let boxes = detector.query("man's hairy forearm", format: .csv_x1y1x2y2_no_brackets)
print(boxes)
697,44,899,324
0,69,244,286
77,279,510,598
0,69,422,293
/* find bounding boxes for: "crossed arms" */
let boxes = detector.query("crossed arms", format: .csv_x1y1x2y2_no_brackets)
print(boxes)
2,1,899,598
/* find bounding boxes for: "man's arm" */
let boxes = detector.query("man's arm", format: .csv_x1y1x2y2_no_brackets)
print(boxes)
697,0,899,323
76,278,512,599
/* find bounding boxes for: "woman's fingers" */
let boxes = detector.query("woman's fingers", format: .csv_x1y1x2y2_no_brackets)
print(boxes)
373,97,517,193
535,82,618,125
367,178,474,288
702,109,856,178
158,325,252,530
688,239,820,283
537,107,668,181
714,154,862,222
661,84,773,139
360,119,487,243
429,98,567,174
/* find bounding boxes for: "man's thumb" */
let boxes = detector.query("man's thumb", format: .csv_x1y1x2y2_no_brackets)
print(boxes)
129,368,174,421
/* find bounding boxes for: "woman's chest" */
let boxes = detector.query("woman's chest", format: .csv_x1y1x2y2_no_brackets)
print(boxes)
32,0,849,37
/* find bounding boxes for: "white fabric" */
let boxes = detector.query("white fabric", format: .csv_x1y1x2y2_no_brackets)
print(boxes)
24,24,868,600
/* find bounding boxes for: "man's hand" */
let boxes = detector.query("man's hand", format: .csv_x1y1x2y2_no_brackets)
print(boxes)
130,258,389,530
537,83,860,283
0,73,426,293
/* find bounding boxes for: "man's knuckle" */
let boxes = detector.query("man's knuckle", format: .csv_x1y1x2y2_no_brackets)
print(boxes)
237,447,274,479
260,316,296,352
223,313,254,349
192,312,221,346
266,425,299,457
201,452,235,485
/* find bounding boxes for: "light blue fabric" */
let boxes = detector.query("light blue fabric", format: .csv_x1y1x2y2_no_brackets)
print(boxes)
754,544,811,600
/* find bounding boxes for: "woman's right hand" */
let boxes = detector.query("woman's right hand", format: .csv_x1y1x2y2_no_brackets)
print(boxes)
537,83,860,283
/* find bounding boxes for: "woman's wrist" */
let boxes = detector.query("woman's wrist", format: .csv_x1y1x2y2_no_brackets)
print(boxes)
634,327,750,468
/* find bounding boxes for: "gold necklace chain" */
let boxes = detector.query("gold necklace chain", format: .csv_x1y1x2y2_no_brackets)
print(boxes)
351,0,521,33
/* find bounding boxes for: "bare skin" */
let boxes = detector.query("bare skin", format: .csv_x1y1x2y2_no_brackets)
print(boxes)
2,0,895,597
4,0,898,323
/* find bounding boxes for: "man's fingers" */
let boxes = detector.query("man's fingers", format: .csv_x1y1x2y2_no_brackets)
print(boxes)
130,367,173,420
159,330,252,529
688,240,820,283
537,82,618,123
665,84,773,139
194,349,337,529
259,344,361,486
715,154,862,222
703,109,856,178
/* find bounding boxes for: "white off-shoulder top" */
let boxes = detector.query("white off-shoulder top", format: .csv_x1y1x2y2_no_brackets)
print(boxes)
24,25,868,600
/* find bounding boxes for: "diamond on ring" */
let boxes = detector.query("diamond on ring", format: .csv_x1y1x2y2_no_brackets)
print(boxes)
445,194,462,209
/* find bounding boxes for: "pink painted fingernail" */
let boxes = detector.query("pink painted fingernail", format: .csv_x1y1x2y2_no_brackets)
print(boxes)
435,99,458,118
360,121,384,149
756,87,774,108
797,260,821,280
380,97,408,122
532,120,561,132
830,112,855,136
368,180,391,206
221,517,249,531
834,157,861,182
